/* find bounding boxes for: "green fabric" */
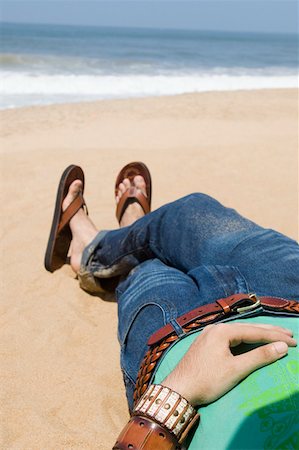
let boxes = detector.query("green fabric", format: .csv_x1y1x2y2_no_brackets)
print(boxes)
154,316,299,449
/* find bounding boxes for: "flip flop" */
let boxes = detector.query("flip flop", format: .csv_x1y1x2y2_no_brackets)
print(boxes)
44,165,86,272
115,162,152,224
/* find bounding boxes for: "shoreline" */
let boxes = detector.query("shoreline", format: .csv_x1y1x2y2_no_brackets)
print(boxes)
0,86,297,112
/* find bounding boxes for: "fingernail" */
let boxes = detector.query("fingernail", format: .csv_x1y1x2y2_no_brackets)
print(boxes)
273,341,288,355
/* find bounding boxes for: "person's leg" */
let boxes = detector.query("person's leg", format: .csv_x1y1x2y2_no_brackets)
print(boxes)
115,258,202,411
64,176,298,301
78,190,299,300
61,178,99,271
225,229,299,300
79,193,259,277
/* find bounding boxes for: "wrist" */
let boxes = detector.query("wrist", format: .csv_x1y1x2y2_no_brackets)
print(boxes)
161,378,193,406
161,373,200,406
113,384,200,450
133,384,199,445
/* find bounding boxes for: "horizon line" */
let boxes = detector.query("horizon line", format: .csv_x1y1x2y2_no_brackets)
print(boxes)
1,20,297,37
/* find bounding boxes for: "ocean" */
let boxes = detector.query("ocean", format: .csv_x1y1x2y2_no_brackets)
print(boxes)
0,22,297,109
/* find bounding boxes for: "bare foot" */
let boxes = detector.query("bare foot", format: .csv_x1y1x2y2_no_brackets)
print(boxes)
62,179,98,273
116,175,147,227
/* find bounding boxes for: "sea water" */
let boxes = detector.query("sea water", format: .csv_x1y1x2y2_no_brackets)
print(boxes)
0,22,297,109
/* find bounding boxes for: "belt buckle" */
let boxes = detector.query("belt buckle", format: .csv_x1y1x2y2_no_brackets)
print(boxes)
236,293,261,314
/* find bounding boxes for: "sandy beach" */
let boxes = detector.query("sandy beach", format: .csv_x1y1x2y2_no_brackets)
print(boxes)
1,89,298,449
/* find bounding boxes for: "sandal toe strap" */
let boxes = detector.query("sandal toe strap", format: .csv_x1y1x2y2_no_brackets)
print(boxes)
58,194,85,233
116,187,150,222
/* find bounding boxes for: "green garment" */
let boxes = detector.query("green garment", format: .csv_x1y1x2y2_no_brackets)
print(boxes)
154,316,299,449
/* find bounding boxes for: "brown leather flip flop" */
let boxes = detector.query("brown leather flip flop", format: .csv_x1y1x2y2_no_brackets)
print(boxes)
44,165,86,272
115,162,152,223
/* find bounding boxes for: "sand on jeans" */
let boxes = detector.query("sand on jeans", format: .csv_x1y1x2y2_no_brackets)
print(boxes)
0,89,298,449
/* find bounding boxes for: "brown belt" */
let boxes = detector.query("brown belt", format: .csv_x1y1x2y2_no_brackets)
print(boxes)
133,293,299,406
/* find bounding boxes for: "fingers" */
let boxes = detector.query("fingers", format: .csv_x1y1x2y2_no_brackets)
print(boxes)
229,321,297,381
225,322,294,336
234,340,290,379
199,323,296,350
223,324,296,348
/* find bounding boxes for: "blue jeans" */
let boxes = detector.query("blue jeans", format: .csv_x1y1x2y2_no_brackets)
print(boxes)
78,194,299,410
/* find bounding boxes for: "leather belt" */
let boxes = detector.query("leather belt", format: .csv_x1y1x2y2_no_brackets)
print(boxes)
133,293,299,406
148,293,298,346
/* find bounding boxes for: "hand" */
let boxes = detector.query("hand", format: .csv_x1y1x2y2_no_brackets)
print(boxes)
161,322,297,406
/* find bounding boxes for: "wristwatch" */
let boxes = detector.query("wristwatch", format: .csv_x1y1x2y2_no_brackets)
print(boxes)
113,384,200,450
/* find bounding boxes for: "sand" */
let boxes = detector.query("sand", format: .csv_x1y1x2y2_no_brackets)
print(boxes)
1,89,298,449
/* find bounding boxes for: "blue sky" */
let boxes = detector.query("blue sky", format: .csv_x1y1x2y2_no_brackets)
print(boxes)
1,1,298,34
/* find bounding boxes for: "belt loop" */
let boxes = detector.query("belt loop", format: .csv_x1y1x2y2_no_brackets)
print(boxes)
216,298,231,313
170,318,185,338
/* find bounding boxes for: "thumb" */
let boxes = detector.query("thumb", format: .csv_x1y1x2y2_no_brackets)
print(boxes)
234,341,288,378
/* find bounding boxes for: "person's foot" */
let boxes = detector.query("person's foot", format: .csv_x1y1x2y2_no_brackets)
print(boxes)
116,175,147,227
62,179,98,273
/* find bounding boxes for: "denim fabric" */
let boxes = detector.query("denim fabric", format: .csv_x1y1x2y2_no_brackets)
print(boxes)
79,193,299,409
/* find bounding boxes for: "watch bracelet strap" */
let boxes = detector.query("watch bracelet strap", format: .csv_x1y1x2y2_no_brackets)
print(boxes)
112,415,179,450
133,384,199,444
113,385,200,450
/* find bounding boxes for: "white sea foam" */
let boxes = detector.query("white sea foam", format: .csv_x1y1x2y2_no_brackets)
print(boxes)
1,71,297,109
2,23,297,108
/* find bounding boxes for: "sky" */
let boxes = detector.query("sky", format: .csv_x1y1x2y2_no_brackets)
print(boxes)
0,1,298,35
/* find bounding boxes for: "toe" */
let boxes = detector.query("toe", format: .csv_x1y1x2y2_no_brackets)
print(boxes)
69,179,83,195
117,178,131,199
118,182,126,195
62,179,83,211
123,178,131,189
133,175,147,196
